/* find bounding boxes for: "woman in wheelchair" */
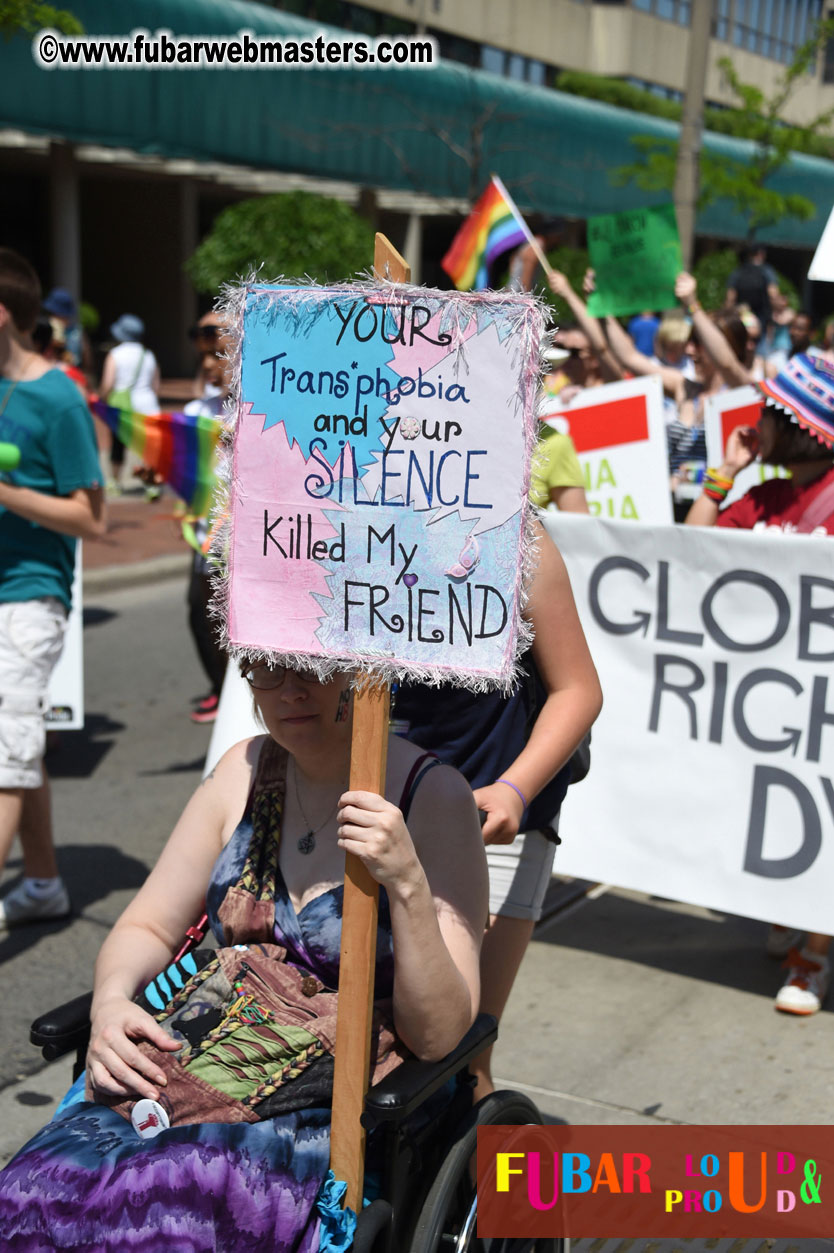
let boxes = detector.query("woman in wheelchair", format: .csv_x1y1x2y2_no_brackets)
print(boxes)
0,665,488,1252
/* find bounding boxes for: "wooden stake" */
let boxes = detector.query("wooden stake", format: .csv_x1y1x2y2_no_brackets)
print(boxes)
329,234,410,1214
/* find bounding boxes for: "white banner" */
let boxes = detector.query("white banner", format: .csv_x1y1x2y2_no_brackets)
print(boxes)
46,545,84,730
809,203,834,282
547,513,834,935
703,385,789,507
541,376,672,525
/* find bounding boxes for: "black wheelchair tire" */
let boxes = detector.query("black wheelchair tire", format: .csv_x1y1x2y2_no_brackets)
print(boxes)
408,1089,564,1253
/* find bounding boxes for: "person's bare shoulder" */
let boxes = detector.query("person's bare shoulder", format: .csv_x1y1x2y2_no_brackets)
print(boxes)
201,735,267,841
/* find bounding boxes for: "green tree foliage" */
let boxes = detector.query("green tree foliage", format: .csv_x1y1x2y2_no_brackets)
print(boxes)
557,68,834,160
79,301,99,334
608,18,834,239
692,248,798,312
693,248,745,312
613,134,818,237
186,192,376,293
1,0,82,36
556,72,684,123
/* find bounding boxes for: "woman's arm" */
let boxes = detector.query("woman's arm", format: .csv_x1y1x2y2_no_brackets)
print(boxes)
675,272,752,388
87,739,257,1100
473,521,602,844
99,352,115,398
684,425,759,526
337,765,487,1061
550,484,590,513
603,314,685,402
547,270,623,383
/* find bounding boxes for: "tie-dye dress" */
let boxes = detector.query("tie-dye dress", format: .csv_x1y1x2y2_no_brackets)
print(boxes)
0,742,405,1252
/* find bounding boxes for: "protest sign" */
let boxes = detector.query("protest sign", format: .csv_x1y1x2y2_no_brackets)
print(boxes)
547,513,834,936
540,375,673,524
809,202,834,282
586,204,683,319
703,385,789,507
224,280,543,690
46,546,83,729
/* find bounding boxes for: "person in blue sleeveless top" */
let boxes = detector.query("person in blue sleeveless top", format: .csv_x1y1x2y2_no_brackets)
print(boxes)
395,520,602,1101
0,665,487,1251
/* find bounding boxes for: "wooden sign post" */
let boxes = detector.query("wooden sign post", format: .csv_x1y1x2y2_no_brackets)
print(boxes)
329,235,410,1214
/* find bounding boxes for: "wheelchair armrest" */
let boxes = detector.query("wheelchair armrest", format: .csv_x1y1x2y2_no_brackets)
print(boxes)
30,991,93,1063
361,1012,497,1130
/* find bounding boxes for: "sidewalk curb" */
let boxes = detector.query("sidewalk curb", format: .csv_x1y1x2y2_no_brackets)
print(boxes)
83,553,191,595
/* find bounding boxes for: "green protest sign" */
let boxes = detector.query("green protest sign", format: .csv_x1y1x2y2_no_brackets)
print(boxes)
586,204,682,319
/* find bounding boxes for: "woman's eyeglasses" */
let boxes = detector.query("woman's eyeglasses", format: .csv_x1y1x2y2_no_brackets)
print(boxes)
242,663,318,690
188,324,223,343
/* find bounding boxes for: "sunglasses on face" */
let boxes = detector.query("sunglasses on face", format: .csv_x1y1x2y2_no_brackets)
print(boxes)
188,324,223,342
242,662,319,690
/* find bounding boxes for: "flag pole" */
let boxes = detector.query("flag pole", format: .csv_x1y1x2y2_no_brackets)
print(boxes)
491,174,555,278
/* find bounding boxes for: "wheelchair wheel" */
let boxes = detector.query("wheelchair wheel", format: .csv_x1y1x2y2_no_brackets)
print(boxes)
409,1089,564,1253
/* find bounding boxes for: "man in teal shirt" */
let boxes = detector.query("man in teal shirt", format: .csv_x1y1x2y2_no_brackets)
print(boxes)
0,249,104,929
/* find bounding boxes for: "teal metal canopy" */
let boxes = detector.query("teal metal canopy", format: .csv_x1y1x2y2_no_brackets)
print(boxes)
2,0,831,248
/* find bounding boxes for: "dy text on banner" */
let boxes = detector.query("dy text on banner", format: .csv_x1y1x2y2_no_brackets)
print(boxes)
547,513,834,936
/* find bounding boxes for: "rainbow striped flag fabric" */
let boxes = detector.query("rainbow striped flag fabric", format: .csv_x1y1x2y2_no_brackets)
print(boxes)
441,175,531,291
91,398,221,516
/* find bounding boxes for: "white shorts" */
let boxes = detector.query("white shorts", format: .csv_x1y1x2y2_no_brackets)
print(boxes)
0,598,68,789
486,823,558,922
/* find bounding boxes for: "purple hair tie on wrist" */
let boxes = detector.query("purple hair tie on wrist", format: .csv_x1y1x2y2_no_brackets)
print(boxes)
496,778,528,810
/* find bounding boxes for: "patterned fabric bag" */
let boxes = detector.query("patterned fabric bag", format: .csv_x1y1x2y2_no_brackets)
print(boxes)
103,740,409,1128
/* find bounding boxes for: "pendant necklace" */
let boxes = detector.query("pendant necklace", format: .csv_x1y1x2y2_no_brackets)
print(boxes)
292,760,341,855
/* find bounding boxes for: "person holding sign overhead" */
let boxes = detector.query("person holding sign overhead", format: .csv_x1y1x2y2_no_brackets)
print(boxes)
686,351,834,1016
0,664,488,1248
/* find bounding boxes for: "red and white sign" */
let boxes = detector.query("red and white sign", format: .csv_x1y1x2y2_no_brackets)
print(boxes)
540,376,672,524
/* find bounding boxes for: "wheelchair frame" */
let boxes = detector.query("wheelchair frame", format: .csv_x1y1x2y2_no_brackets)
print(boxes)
30,999,563,1252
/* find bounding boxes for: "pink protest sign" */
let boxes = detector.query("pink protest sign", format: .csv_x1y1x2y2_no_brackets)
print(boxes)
217,281,543,691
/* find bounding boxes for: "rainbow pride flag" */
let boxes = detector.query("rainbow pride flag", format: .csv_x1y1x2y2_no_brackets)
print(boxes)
441,175,532,291
91,398,221,516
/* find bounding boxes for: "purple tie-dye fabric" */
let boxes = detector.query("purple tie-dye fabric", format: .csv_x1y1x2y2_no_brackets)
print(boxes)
0,805,395,1252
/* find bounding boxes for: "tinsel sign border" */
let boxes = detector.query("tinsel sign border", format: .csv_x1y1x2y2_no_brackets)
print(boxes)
212,278,545,693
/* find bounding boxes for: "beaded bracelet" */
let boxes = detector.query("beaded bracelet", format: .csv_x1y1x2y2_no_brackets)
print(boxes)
702,467,734,504
496,778,528,809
